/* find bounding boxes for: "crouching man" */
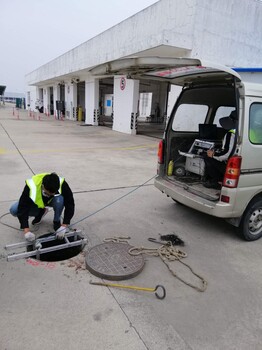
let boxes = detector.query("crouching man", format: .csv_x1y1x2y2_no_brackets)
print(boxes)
10,172,75,242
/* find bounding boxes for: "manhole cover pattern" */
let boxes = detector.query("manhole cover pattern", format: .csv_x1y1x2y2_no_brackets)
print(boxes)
85,242,144,280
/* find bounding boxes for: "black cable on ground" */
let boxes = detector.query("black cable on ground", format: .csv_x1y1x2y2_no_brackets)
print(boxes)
0,175,156,234
0,122,35,175
0,213,19,231
0,212,40,232
0,120,156,233
69,175,156,228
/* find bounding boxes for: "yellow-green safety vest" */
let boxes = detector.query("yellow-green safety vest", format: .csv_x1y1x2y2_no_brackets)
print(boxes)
26,173,64,208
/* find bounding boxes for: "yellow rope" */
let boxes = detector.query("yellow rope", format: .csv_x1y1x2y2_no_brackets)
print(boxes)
103,236,130,244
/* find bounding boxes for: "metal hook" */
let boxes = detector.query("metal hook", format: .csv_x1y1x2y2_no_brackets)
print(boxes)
90,280,166,299
154,285,166,299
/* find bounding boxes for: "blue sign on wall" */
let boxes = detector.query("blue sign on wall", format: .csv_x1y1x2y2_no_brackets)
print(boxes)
106,100,111,107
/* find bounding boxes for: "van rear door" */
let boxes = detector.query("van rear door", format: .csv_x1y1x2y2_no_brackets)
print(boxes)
89,57,242,85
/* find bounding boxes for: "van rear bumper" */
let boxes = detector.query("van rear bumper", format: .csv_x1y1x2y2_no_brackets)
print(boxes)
154,176,236,218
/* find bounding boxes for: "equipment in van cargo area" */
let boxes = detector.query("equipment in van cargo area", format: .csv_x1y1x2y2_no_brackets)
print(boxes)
178,139,215,176
180,139,215,155
199,124,217,140
185,156,205,176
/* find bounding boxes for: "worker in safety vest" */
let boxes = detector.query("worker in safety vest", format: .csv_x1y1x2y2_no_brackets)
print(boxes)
10,173,75,243
203,111,237,190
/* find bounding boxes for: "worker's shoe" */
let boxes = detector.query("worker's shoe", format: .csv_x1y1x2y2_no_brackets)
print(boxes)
32,208,48,226
53,221,61,231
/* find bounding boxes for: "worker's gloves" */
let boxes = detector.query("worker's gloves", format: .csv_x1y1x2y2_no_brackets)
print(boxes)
24,231,36,242
55,226,68,240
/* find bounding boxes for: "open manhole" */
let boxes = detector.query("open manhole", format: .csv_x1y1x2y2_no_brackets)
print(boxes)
85,242,145,280
27,232,86,262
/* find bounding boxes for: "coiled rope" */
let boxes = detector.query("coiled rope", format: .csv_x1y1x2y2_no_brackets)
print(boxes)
104,237,207,292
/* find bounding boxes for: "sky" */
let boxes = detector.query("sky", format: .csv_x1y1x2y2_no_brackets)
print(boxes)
0,0,158,93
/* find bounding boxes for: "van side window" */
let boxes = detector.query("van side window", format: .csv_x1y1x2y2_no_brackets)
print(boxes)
249,103,262,144
172,104,208,131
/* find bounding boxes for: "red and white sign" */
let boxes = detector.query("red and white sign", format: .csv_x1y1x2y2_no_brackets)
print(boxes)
120,77,126,90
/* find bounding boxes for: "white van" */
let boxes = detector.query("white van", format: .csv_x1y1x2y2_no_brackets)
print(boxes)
90,57,262,240
154,62,262,241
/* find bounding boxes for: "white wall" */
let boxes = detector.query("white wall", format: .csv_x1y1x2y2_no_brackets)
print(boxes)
26,86,36,111
237,72,262,84
26,0,262,88
192,0,262,67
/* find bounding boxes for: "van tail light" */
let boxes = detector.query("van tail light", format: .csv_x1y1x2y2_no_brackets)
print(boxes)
223,156,242,188
158,140,164,164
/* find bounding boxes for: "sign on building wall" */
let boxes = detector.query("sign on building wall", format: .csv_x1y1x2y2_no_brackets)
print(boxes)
120,77,126,91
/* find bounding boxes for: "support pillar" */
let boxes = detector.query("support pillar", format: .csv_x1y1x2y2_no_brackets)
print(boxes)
35,87,40,112
53,85,59,118
113,76,139,135
65,83,77,120
85,78,99,125
44,87,49,115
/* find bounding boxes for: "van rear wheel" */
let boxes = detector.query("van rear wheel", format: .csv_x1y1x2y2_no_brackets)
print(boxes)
238,199,262,241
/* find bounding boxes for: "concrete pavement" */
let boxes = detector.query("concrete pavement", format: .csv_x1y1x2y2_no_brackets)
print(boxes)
1,105,262,350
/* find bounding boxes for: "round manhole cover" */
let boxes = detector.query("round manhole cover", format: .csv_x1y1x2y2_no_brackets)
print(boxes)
85,242,144,280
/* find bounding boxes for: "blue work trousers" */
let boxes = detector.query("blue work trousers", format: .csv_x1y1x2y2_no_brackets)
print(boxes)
10,195,64,222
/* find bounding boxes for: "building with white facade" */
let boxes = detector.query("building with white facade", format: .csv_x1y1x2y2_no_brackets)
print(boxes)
25,0,262,135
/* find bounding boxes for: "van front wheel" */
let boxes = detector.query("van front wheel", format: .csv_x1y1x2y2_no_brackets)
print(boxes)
238,199,262,241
